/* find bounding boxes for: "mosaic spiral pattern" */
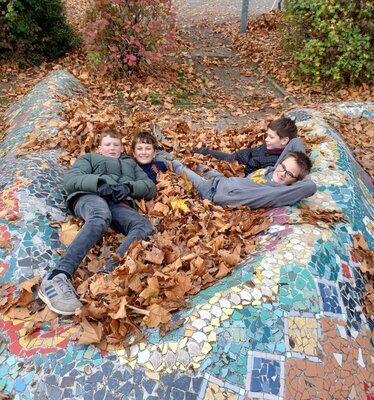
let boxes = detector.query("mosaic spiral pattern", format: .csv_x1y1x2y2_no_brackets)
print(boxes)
0,71,373,399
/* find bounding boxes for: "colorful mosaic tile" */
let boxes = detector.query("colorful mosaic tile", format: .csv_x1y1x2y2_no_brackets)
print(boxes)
0,72,373,399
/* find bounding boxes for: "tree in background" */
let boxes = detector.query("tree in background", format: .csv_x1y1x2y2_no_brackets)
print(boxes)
0,0,80,65
284,0,373,85
84,0,176,77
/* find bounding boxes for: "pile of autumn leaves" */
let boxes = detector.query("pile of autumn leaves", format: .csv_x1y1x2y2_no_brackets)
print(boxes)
4,95,274,347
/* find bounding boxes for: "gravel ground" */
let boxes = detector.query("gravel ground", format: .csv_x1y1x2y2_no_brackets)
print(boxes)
174,0,281,26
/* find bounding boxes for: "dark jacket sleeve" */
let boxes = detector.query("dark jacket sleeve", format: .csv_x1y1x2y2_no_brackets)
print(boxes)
196,148,237,161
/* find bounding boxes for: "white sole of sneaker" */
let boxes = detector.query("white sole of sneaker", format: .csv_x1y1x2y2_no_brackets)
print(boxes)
37,288,78,316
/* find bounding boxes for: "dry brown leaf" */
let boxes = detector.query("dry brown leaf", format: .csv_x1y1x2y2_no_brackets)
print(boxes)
78,318,104,344
143,304,172,328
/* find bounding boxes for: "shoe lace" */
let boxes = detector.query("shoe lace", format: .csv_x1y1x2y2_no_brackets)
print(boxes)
56,275,77,298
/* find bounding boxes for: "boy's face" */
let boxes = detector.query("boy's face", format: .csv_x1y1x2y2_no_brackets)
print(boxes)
265,128,289,150
98,136,123,158
272,156,301,185
133,142,157,165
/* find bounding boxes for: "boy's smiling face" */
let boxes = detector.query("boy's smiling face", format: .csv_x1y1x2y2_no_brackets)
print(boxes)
98,135,123,158
272,156,301,185
133,142,157,165
265,128,289,150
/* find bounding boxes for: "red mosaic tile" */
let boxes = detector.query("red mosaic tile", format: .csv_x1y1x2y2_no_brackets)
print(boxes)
364,381,374,400
341,263,352,278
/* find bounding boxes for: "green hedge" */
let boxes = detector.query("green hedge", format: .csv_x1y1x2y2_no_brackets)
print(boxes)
0,0,80,64
284,0,373,84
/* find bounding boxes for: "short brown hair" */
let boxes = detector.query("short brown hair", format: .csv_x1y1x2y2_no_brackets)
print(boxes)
131,131,158,151
268,117,297,139
99,128,121,144
283,151,312,179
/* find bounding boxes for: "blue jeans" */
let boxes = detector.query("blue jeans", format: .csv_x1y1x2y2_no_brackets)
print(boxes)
56,194,153,275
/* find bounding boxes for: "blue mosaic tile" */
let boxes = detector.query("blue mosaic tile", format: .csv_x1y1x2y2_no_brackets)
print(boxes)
251,357,281,396
318,282,343,314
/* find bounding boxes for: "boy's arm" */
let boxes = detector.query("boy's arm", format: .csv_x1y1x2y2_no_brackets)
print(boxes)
275,138,306,167
240,178,317,209
120,160,156,200
63,154,111,195
192,148,236,162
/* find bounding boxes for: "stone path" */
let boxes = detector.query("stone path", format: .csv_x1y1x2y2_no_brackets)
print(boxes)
174,0,279,25
172,0,291,130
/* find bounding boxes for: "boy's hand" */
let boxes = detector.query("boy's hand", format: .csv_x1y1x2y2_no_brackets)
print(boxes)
97,183,113,198
192,147,209,155
112,184,131,201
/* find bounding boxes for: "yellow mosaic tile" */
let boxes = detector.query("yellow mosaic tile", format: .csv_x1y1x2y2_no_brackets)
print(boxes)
202,342,212,354
169,343,178,353
118,357,127,366
145,362,153,370
204,382,239,400
288,316,318,356
203,325,214,333
161,344,169,355
179,337,188,348
208,331,217,342
208,296,219,305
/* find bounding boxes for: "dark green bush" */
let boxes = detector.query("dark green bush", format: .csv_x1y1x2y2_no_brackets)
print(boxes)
284,0,374,85
0,0,81,64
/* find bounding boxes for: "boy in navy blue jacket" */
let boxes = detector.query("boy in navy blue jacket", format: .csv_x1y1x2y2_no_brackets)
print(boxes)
132,131,167,183
192,117,298,174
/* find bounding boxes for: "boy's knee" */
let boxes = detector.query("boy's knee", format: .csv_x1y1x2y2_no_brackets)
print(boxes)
90,208,112,230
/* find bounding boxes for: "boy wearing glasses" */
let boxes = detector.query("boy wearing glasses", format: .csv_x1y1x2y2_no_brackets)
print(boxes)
158,149,316,209
192,117,298,174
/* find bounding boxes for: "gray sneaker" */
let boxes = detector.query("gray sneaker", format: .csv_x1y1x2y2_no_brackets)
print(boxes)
38,273,82,316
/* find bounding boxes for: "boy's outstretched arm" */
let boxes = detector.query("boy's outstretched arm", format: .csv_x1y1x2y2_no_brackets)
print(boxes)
192,148,236,162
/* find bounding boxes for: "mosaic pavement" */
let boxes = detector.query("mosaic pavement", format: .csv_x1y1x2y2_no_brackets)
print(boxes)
0,71,373,399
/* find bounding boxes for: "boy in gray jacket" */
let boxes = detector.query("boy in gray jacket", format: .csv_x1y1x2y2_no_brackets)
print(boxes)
158,138,316,209
38,128,156,316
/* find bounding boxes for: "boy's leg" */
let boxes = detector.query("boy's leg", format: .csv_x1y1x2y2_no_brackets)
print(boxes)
171,160,215,199
197,165,225,179
156,150,219,200
38,195,112,315
103,203,154,272
55,195,112,277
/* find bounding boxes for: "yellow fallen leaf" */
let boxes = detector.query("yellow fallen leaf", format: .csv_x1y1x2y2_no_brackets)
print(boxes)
170,196,190,213
60,222,80,246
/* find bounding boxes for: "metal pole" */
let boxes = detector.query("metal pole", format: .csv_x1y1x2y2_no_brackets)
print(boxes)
240,0,249,34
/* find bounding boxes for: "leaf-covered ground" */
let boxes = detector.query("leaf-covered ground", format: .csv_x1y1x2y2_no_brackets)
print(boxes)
0,2,373,346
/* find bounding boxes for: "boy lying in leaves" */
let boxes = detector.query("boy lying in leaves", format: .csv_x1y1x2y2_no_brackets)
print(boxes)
38,128,156,316
158,138,317,209
192,117,298,174
131,131,167,183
